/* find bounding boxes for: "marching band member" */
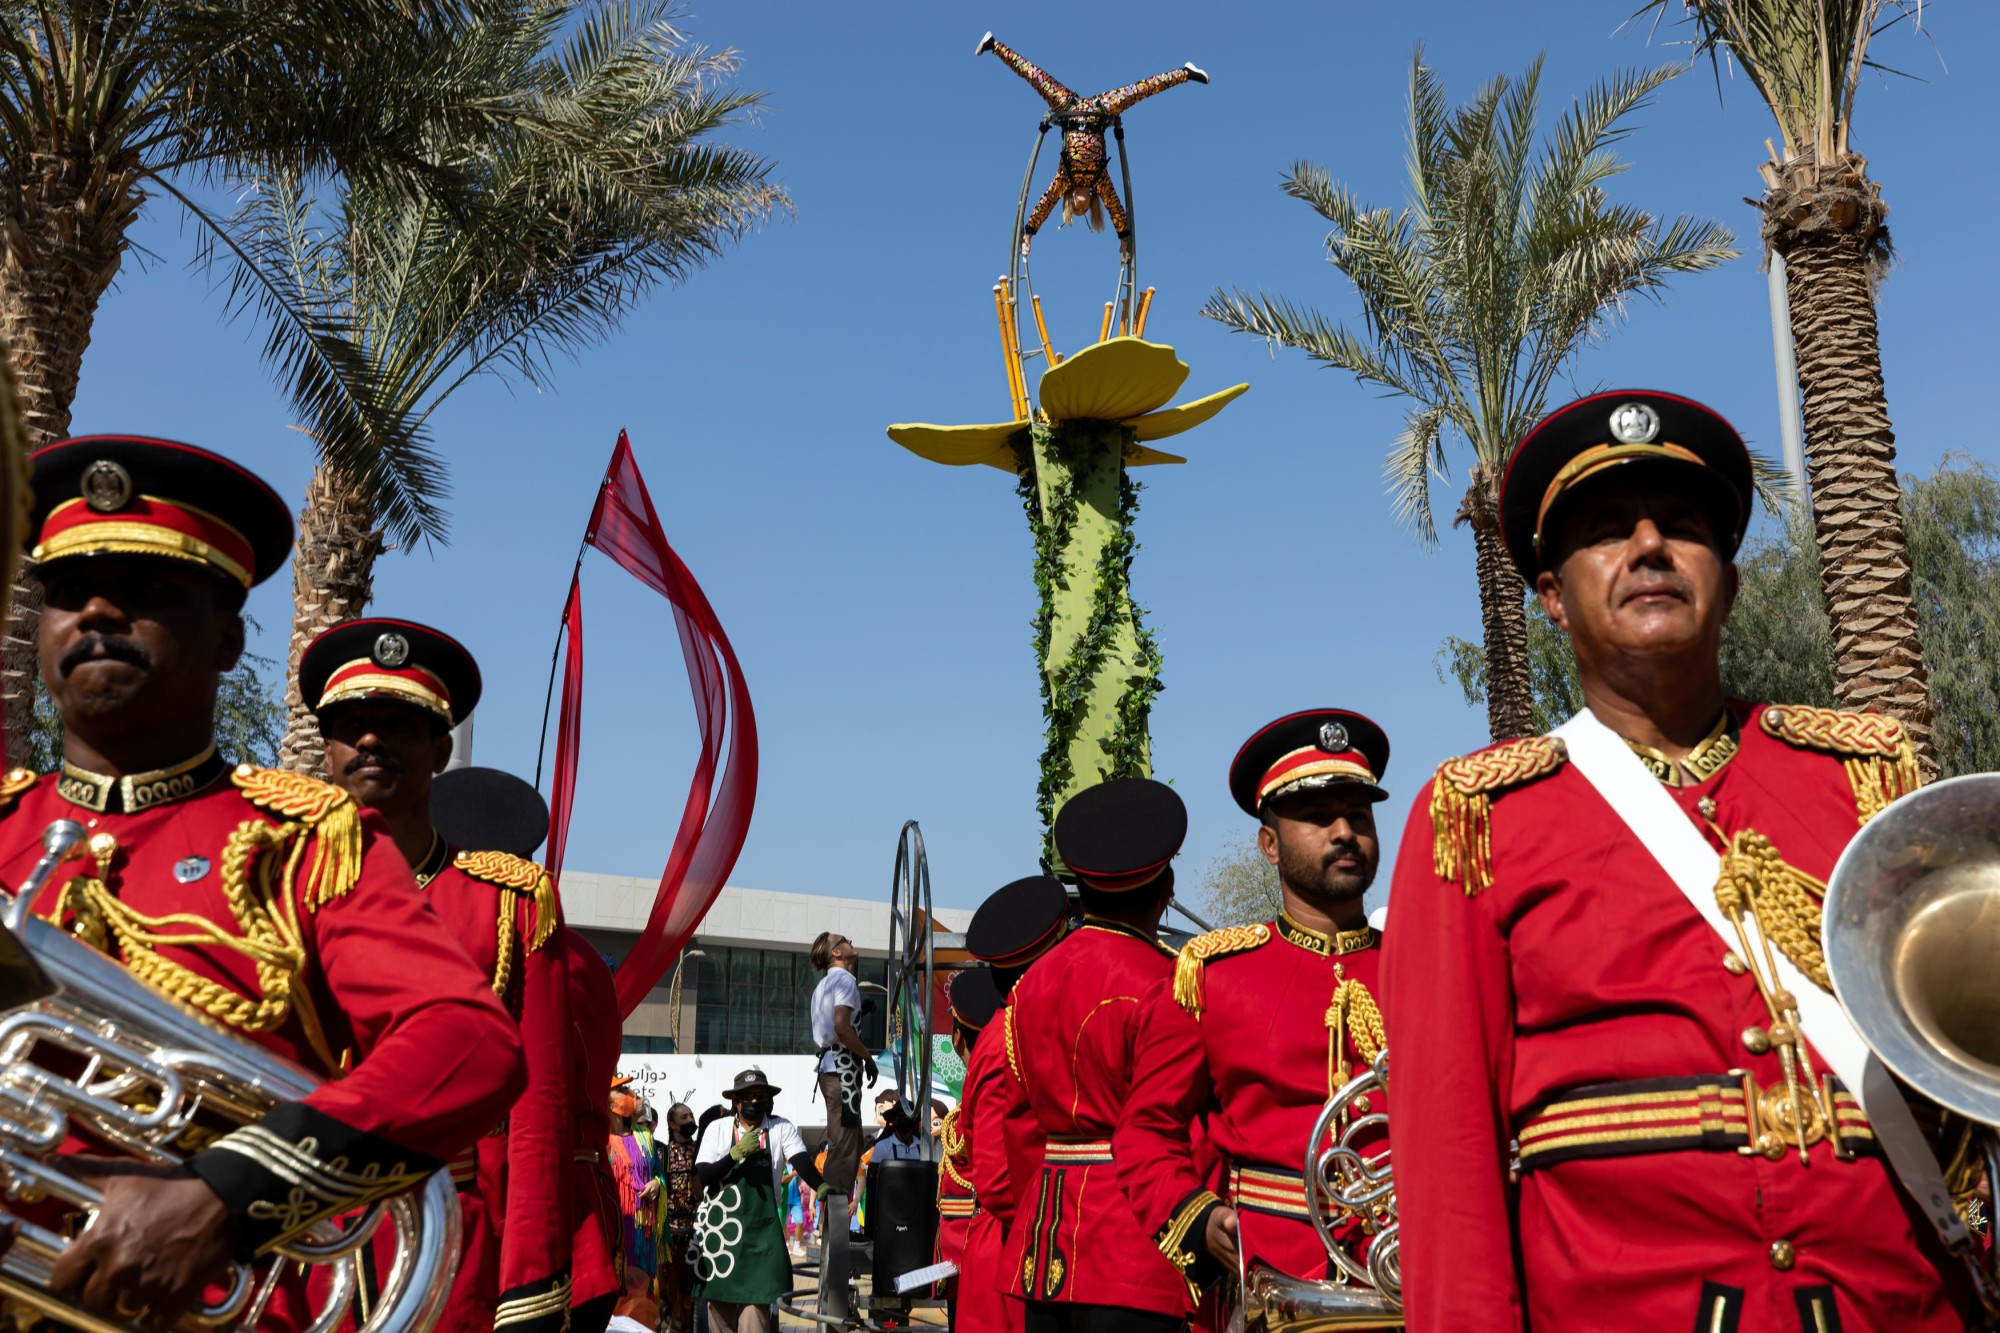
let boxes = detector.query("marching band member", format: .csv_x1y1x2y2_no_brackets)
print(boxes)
1001,779,1194,1332
1383,392,1976,1331
936,965,1002,1325
559,926,624,1333
304,618,573,1333
6,436,524,1326
1121,710,1393,1299
960,875,1071,1333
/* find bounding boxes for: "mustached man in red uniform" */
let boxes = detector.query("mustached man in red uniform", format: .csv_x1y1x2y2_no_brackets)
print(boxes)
1383,391,1980,1332
302,620,570,1333
4,436,524,1327
1121,710,1393,1306
958,874,1070,1333
1001,779,1195,1332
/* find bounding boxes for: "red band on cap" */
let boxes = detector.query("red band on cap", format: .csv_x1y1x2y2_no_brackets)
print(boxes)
1072,859,1170,894
318,658,453,722
978,916,1069,968
1257,746,1378,807
36,495,256,588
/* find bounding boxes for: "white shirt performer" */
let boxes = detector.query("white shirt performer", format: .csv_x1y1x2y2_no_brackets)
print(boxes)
809,931,878,1198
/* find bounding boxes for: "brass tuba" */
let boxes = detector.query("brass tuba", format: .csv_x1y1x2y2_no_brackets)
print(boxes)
1823,772,2000,1297
0,821,462,1333
1239,1051,1402,1331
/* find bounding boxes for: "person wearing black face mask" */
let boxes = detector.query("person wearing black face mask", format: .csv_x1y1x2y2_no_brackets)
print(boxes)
660,1103,700,1332
692,1070,822,1332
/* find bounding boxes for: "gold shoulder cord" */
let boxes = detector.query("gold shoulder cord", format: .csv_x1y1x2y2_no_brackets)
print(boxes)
937,1108,973,1194
1430,736,1567,894
453,851,560,997
56,768,360,1061
1171,924,1269,1018
1325,975,1386,1097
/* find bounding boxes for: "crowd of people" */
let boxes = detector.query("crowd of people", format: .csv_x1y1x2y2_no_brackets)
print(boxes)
0,393,1978,1333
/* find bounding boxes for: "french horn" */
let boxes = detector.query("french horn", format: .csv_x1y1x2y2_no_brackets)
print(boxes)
0,821,461,1333
1239,1050,1401,1331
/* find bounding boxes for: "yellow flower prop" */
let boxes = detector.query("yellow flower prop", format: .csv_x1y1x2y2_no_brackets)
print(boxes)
887,337,1248,472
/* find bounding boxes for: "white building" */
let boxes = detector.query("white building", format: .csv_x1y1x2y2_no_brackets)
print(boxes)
562,872,972,1131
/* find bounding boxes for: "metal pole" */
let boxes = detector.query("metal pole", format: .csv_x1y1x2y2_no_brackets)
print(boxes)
1767,251,1808,505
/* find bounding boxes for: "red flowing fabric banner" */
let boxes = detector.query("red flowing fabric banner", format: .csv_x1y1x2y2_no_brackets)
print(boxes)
545,431,758,1018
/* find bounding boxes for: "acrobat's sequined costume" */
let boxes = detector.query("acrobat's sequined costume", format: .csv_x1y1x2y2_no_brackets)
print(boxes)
982,37,1204,251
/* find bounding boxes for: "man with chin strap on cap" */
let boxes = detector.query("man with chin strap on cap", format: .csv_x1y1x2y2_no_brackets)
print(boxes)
1120,711,1394,1308
302,621,573,1333
1,436,524,1329
959,874,1071,1333
1000,779,1195,1332
1383,391,1977,1332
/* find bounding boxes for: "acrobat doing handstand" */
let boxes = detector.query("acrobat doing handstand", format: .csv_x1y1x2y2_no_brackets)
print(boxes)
977,33,1206,257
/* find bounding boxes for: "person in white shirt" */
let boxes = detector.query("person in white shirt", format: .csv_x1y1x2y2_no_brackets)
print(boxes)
692,1069,820,1333
808,931,878,1199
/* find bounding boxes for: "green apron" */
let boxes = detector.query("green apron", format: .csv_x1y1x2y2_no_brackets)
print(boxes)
691,1123,793,1306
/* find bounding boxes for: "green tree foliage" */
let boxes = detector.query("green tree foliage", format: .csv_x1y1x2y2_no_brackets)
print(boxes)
1197,836,1282,929
1202,51,1735,740
23,618,286,772
1437,459,1999,776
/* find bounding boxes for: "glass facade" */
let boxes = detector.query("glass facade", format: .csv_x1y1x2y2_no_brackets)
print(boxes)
660,945,887,1056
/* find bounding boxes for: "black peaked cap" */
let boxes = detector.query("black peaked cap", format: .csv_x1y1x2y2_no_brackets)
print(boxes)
966,875,1069,965
1228,709,1391,816
1053,777,1187,890
433,767,550,859
1499,389,1753,579
299,617,484,725
948,966,1005,1032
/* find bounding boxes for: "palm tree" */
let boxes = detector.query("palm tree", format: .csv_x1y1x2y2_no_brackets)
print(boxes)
0,0,518,758
1631,0,1934,764
207,0,785,774
1202,52,1737,739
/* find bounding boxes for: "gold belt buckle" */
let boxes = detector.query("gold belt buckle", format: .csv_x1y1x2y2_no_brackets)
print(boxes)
1733,1069,1828,1160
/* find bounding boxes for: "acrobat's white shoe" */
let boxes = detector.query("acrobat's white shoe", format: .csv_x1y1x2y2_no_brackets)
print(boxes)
976,32,996,56
1184,61,1209,84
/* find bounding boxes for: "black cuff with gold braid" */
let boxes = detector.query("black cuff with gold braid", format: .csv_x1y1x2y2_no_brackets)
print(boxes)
496,1270,573,1333
189,1101,438,1260
1156,1189,1226,1296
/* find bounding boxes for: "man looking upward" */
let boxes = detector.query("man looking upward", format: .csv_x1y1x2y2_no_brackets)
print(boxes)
1384,391,1973,1332
302,618,572,1333
809,929,878,1201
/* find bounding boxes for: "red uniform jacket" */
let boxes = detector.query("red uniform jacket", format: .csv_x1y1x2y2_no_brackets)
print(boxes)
558,927,622,1308
1381,703,1973,1333
934,1101,976,1271
1000,919,1190,1317
958,1012,1034,1333
420,845,570,1333
1122,915,1389,1290
3,762,525,1261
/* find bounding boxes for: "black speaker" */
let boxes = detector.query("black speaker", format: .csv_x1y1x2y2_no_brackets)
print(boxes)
867,1158,939,1286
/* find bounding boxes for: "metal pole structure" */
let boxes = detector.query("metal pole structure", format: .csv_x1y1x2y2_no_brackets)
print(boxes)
1767,251,1808,506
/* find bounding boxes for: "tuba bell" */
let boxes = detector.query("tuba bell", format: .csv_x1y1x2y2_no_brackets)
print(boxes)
0,821,461,1333
1239,1050,1402,1331
1824,772,2000,1296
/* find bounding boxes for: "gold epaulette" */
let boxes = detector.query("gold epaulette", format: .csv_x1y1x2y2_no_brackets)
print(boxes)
0,768,34,811
1171,924,1270,1018
231,766,362,909
1760,705,1921,825
454,851,560,953
1430,736,1567,896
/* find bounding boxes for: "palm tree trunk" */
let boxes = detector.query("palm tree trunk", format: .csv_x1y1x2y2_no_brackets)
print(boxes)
1763,159,1933,769
279,462,385,776
1464,464,1537,740
0,158,139,764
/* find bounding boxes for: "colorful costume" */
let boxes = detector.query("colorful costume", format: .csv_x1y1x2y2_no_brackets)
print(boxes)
611,1125,661,1282
980,35,1205,250
1383,390,1975,1333
300,617,572,1333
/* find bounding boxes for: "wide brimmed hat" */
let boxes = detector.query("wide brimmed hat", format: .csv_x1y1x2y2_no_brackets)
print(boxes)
726,1067,780,1099
1229,709,1391,815
1499,389,1753,579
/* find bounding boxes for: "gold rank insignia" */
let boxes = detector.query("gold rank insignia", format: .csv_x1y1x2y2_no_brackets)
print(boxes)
1171,923,1270,1018
453,850,560,996
1430,735,1568,895
1759,705,1920,825
0,768,35,812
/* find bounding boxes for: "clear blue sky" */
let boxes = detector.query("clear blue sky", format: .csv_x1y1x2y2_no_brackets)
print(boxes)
71,2,1999,915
